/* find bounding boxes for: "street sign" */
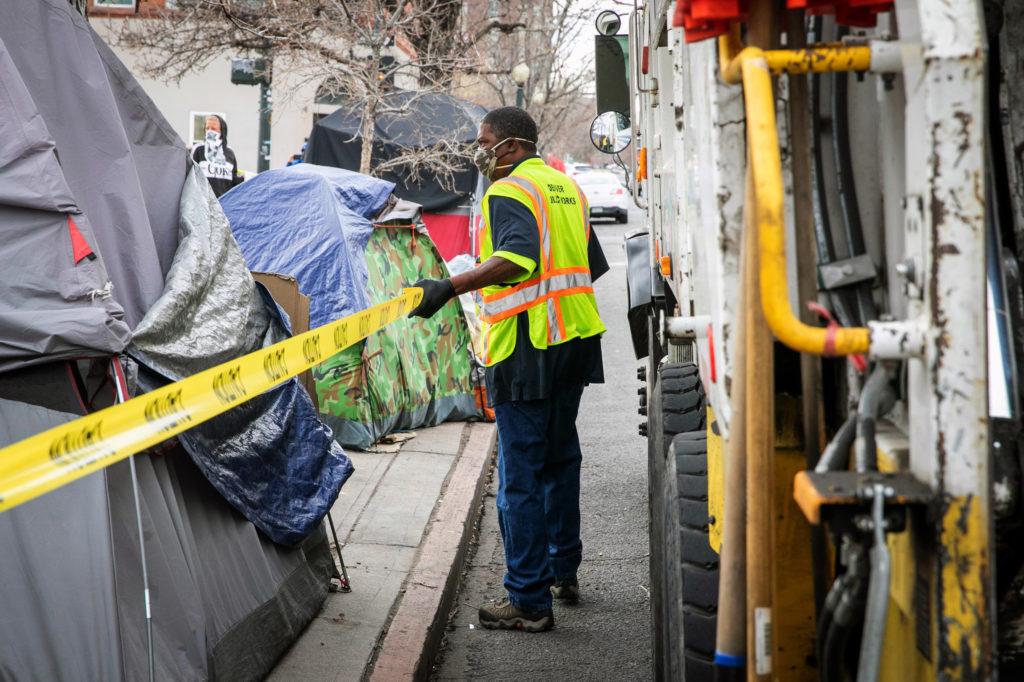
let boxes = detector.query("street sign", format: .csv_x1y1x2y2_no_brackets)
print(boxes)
231,58,270,86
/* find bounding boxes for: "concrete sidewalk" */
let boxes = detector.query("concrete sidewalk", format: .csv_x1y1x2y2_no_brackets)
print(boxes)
268,420,495,682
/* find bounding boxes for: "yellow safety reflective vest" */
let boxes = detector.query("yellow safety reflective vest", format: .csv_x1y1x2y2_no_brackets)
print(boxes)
479,158,606,366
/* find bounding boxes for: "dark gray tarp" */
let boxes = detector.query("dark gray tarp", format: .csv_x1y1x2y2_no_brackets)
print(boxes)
0,1,347,678
0,0,171,327
0,364,336,682
0,393,124,682
0,34,130,369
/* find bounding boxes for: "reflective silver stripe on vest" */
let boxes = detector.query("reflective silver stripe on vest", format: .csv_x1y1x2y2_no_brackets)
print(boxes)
481,271,593,321
569,178,591,238
547,298,561,343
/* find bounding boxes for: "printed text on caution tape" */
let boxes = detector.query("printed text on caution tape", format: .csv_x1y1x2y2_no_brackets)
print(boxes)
0,288,423,513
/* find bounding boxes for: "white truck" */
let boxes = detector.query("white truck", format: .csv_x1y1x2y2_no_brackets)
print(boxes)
592,2,1024,680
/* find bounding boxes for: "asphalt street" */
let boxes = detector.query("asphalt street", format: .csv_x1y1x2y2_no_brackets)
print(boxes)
432,214,652,680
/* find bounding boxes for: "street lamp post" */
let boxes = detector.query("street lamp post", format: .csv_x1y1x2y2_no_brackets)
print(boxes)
512,62,530,108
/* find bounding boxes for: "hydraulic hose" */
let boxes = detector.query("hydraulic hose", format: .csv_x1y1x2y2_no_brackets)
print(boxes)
816,569,847,667
808,17,858,329
822,572,866,682
830,27,866,260
822,544,869,682
815,412,858,472
830,25,877,325
854,365,896,472
809,68,836,261
856,485,892,682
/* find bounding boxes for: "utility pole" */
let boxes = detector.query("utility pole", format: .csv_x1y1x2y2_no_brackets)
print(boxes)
258,74,271,172
231,53,272,173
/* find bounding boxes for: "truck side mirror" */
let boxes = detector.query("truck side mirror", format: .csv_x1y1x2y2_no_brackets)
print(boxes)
594,29,629,125
590,111,632,154
595,9,621,36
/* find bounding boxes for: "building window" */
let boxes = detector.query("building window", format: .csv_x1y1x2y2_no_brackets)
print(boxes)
189,111,226,147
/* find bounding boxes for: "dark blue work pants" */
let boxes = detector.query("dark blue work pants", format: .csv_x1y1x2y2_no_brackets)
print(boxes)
493,384,585,612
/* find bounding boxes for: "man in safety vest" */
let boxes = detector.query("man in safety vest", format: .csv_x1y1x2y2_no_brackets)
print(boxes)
410,107,608,632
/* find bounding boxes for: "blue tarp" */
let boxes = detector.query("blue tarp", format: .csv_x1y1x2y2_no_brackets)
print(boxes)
221,164,395,328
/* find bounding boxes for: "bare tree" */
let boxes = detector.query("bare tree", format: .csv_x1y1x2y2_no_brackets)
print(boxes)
112,0,485,184
456,0,593,157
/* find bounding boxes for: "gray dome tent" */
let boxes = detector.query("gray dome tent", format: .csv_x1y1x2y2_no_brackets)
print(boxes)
0,2,350,679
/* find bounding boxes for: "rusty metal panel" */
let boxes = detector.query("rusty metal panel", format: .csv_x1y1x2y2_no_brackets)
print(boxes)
896,0,993,677
675,37,745,436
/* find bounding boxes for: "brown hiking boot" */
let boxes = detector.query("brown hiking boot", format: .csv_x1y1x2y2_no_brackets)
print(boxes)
550,577,580,604
478,599,554,632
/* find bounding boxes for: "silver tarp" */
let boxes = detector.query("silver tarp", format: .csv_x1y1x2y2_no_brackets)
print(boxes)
131,164,277,377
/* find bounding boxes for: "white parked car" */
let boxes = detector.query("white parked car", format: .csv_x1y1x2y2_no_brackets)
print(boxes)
574,171,630,223
567,163,594,177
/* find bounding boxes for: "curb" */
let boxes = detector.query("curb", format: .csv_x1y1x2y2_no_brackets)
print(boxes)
368,422,496,681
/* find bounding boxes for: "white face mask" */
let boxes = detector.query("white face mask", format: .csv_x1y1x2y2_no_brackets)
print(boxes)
472,137,532,179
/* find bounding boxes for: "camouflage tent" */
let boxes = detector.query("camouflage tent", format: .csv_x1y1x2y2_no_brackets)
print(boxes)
223,169,479,450
315,200,479,448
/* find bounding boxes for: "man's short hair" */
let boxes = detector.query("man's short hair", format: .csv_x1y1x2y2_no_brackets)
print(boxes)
483,106,538,150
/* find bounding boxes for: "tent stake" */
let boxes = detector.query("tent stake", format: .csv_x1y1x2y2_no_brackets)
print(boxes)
109,358,155,682
326,511,352,592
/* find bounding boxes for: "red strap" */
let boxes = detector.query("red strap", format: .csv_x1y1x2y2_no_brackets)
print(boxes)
706,322,717,383
67,215,95,264
806,301,867,372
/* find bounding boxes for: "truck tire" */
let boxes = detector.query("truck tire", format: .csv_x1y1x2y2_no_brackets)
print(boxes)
669,432,718,680
648,362,705,681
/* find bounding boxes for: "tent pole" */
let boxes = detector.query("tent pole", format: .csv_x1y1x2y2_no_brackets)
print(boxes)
110,358,156,682
326,511,352,592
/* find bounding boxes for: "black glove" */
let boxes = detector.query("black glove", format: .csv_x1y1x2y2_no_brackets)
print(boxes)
408,278,455,319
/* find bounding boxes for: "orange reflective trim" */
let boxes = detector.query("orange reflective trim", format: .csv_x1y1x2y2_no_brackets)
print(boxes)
480,286,596,324
483,275,541,302
512,174,554,271
493,179,544,245
569,178,591,242
481,266,591,303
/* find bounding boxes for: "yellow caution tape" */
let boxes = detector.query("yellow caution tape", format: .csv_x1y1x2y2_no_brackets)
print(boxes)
0,287,423,513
